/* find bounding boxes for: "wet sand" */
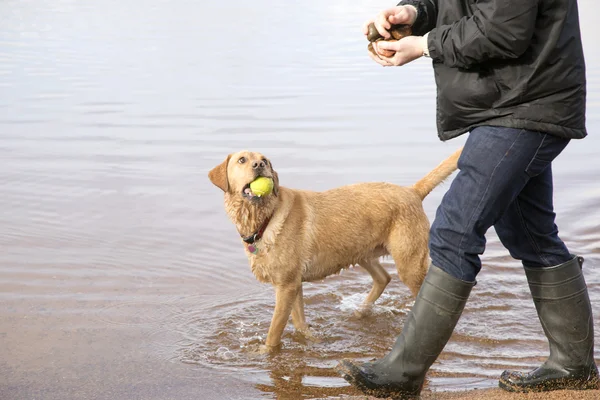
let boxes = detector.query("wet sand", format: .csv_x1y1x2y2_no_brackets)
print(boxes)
1,0,600,399
339,389,600,400
335,389,600,400
427,389,600,400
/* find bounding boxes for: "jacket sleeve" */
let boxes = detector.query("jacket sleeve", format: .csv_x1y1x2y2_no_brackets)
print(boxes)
427,0,539,69
398,0,438,36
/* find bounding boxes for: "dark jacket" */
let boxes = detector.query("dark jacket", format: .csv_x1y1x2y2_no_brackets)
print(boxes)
399,0,587,141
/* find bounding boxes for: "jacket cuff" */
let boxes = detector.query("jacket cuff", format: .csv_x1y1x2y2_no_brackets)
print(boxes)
426,28,439,61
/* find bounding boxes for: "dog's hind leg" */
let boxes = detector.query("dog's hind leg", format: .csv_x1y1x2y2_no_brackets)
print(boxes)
355,258,391,318
387,222,430,297
291,284,308,332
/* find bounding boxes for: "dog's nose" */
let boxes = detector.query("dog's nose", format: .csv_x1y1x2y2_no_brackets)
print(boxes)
252,160,266,170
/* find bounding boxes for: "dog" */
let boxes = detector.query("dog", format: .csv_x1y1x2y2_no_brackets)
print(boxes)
208,148,462,353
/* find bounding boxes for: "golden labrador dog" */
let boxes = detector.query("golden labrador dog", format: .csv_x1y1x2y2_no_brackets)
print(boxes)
208,148,462,353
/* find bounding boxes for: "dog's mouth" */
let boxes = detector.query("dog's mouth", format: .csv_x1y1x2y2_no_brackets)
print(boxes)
241,177,271,201
242,183,259,200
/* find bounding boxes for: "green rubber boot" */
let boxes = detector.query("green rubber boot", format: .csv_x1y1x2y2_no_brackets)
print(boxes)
499,256,599,392
336,265,474,399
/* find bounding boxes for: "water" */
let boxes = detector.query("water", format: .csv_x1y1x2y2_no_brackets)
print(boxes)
1,1,599,399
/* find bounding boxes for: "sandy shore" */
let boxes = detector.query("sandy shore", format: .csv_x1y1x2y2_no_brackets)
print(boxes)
423,388,600,400
329,388,600,400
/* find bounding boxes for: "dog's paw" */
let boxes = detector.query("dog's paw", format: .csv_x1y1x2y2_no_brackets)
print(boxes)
353,305,373,319
298,327,322,343
258,343,281,355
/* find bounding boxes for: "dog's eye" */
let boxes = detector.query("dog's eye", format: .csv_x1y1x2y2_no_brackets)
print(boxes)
238,157,246,164
262,158,268,165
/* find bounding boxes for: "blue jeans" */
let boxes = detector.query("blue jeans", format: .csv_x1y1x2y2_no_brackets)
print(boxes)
429,126,572,282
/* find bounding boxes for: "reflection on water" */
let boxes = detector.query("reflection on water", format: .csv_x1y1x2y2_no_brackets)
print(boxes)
1,0,599,399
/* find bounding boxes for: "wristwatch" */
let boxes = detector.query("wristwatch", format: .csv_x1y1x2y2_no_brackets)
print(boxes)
422,32,431,58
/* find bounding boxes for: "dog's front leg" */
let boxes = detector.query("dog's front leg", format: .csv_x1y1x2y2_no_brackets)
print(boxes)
261,283,299,354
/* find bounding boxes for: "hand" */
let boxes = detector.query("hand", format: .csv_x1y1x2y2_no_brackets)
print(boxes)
362,6,418,40
369,36,426,67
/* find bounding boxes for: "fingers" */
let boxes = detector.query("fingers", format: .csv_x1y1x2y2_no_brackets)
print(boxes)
368,43,393,67
380,53,402,67
373,42,403,67
377,40,399,52
365,7,422,67
373,6,402,39
368,49,393,66
374,13,392,39
365,6,412,52
389,6,417,25
369,6,412,40
373,41,396,58
388,8,408,25
379,47,416,67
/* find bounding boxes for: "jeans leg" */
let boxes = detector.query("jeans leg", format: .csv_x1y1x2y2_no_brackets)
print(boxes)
494,164,572,268
429,126,570,282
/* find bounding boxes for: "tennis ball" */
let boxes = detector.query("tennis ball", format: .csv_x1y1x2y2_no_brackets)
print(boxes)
250,177,274,197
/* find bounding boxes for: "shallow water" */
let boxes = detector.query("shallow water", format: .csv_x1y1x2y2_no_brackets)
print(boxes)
1,1,600,399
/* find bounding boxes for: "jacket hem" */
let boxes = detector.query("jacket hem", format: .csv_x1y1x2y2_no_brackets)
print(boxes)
438,118,587,142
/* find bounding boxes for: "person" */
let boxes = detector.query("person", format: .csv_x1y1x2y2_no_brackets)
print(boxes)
336,0,599,398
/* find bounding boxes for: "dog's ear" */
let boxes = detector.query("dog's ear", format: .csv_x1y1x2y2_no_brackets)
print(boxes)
208,155,231,192
268,159,280,197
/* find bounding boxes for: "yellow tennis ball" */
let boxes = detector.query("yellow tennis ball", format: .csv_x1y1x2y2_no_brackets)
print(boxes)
250,177,274,197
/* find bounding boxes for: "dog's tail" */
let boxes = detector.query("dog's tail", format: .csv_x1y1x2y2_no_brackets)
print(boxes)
411,147,463,200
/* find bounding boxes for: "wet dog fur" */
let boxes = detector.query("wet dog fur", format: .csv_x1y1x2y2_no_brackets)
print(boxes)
208,148,462,353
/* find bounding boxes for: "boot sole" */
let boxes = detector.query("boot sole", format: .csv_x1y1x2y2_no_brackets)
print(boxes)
335,361,420,400
499,377,600,393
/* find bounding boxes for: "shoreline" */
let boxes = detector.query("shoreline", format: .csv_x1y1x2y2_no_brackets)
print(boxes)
328,388,600,400
423,388,600,400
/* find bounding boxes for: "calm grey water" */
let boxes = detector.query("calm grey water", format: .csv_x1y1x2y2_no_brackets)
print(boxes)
1,1,599,399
